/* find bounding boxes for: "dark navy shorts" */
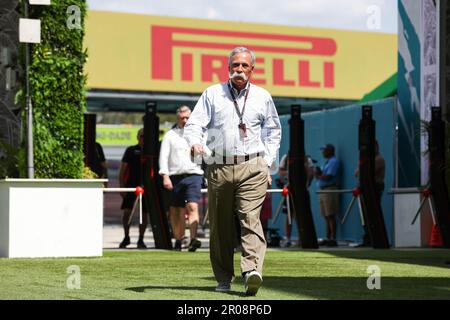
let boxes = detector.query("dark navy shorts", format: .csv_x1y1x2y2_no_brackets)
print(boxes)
169,174,203,207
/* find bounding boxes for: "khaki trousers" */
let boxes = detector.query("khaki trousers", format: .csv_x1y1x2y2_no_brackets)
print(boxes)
207,156,268,283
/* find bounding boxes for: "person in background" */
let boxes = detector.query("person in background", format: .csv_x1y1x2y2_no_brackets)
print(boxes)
354,140,385,247
159,106,204,252
118,128,149,249
314,144,341,247
91,142,108,187
277,153,315,247
259,193,273,243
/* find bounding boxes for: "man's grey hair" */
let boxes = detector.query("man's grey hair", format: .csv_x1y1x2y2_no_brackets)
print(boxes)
176,105,191,116
228,47,256,67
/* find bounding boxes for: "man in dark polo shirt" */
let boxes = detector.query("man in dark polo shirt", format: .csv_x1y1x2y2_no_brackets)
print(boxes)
118,128,148,249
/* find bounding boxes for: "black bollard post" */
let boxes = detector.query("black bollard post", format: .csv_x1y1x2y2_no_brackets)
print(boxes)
83,113,96,171
358,105,389,248
428,107,450,247
142,101,172,249
288,105,318,248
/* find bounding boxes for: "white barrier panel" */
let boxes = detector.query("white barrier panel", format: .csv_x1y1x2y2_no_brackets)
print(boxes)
392,188,433,248
0,179,106,258
394,193,421,247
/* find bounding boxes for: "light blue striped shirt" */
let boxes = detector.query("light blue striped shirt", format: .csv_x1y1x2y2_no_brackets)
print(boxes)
184,81,281,167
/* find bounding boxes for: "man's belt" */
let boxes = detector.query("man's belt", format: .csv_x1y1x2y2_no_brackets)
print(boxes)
222,152,263,165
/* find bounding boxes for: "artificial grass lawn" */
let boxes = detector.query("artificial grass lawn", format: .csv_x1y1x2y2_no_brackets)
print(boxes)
0,249,449,300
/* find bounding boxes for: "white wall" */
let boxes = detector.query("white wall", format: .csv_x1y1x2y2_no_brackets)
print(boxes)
0,179,105,258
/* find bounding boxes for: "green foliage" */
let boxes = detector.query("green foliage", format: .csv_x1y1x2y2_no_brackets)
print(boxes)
27,0,87,178
0,140,26,178
82,166,98,179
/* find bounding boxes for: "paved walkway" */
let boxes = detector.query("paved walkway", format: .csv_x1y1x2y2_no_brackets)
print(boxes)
102,224,368,251
103,224,210,250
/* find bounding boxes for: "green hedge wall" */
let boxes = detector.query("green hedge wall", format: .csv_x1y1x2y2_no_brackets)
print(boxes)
28,0,87,178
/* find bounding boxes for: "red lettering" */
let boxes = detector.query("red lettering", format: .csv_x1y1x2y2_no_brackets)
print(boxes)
273,59,295,86
201,55,228,82
181,53,193,81
252,57,266,85
151,25,337,81
151,26,174,80
298,60,321,87
324,62,334,88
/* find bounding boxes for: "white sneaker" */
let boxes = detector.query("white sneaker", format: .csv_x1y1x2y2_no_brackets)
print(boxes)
244,271,262,296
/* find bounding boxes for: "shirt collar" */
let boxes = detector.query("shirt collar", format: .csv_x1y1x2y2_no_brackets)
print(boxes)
228,79,250,96
325,156,335,163
174,126,184,133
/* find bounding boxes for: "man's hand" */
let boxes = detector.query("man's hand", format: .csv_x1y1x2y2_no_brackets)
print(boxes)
191,144,205,163
163,175,173,191
191,144,204,156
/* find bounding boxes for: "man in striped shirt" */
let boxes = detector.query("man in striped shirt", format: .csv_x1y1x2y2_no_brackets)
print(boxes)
184,47,281,296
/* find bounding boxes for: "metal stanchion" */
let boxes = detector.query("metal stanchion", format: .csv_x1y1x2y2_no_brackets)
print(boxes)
409,188,436,225
103,186,144,225
340,187,363,225
315,188,365,226
272,187,291,224
387,187,437,226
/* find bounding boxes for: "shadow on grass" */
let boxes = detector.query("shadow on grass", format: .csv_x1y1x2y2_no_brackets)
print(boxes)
272,247,450,270
321,249,450,270
125,285,245,297
126,275,450,299
261,276,450,299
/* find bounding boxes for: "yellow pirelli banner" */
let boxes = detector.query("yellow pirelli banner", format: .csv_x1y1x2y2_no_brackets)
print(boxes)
84,11,397,100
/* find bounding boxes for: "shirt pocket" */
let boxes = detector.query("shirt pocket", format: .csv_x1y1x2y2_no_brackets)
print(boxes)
246,96,265,124
212,96,235,128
